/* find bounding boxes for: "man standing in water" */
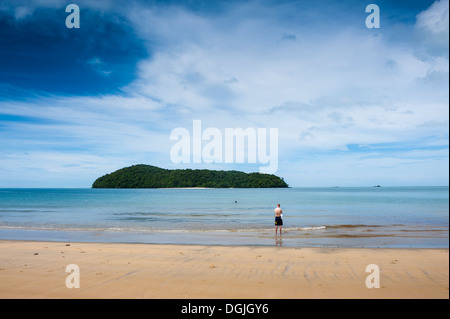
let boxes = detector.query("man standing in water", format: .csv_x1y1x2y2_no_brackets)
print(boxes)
274,203,283,235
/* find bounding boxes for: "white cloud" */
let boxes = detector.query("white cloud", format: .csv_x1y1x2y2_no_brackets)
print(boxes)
0,0,448,186
416,0,449,35
414,0,449,59
126,4,443,112
122,3,447,156
0,94,173,187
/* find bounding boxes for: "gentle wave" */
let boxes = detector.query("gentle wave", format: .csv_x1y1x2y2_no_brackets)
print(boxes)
3,224,446,234
0,224,327,233
1,224,448,246
326,224,385,229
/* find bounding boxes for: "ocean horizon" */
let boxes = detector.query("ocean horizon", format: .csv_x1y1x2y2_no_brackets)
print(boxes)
0,186,448,248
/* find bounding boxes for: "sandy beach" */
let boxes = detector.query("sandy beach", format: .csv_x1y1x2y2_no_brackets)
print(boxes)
0,240,448,299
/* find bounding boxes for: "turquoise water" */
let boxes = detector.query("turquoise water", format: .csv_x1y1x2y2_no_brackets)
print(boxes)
0,187,448,248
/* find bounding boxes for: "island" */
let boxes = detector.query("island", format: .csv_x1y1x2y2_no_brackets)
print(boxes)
92,164,289,188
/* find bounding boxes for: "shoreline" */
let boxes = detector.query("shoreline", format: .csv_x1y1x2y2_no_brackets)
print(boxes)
0,239,448,299
1,225,448,249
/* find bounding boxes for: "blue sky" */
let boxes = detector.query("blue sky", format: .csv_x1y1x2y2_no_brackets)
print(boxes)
0,0,448,187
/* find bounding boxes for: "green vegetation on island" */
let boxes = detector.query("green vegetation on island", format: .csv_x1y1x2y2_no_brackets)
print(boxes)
92,164,288,188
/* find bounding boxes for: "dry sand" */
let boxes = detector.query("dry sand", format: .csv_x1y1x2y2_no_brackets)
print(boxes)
0,240,448,299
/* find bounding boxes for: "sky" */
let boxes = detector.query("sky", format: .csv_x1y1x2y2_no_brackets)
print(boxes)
0,0,448,187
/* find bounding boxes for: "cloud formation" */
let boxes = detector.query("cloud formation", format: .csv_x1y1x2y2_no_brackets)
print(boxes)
0,0,448,187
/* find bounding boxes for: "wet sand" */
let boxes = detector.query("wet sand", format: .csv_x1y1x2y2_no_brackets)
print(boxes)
0,240,448,299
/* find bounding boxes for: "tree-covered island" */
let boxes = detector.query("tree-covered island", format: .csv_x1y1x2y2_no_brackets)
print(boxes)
92,164,288,188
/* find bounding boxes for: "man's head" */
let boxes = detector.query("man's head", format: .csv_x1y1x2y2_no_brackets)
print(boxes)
277,203,280,207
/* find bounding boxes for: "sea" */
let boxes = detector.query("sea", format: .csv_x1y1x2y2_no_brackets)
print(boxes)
0,187,448,248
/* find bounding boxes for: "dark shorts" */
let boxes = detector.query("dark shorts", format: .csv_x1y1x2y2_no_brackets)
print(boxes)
275,216,283,226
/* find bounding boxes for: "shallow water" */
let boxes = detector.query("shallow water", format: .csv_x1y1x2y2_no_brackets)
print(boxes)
0,187,448,248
